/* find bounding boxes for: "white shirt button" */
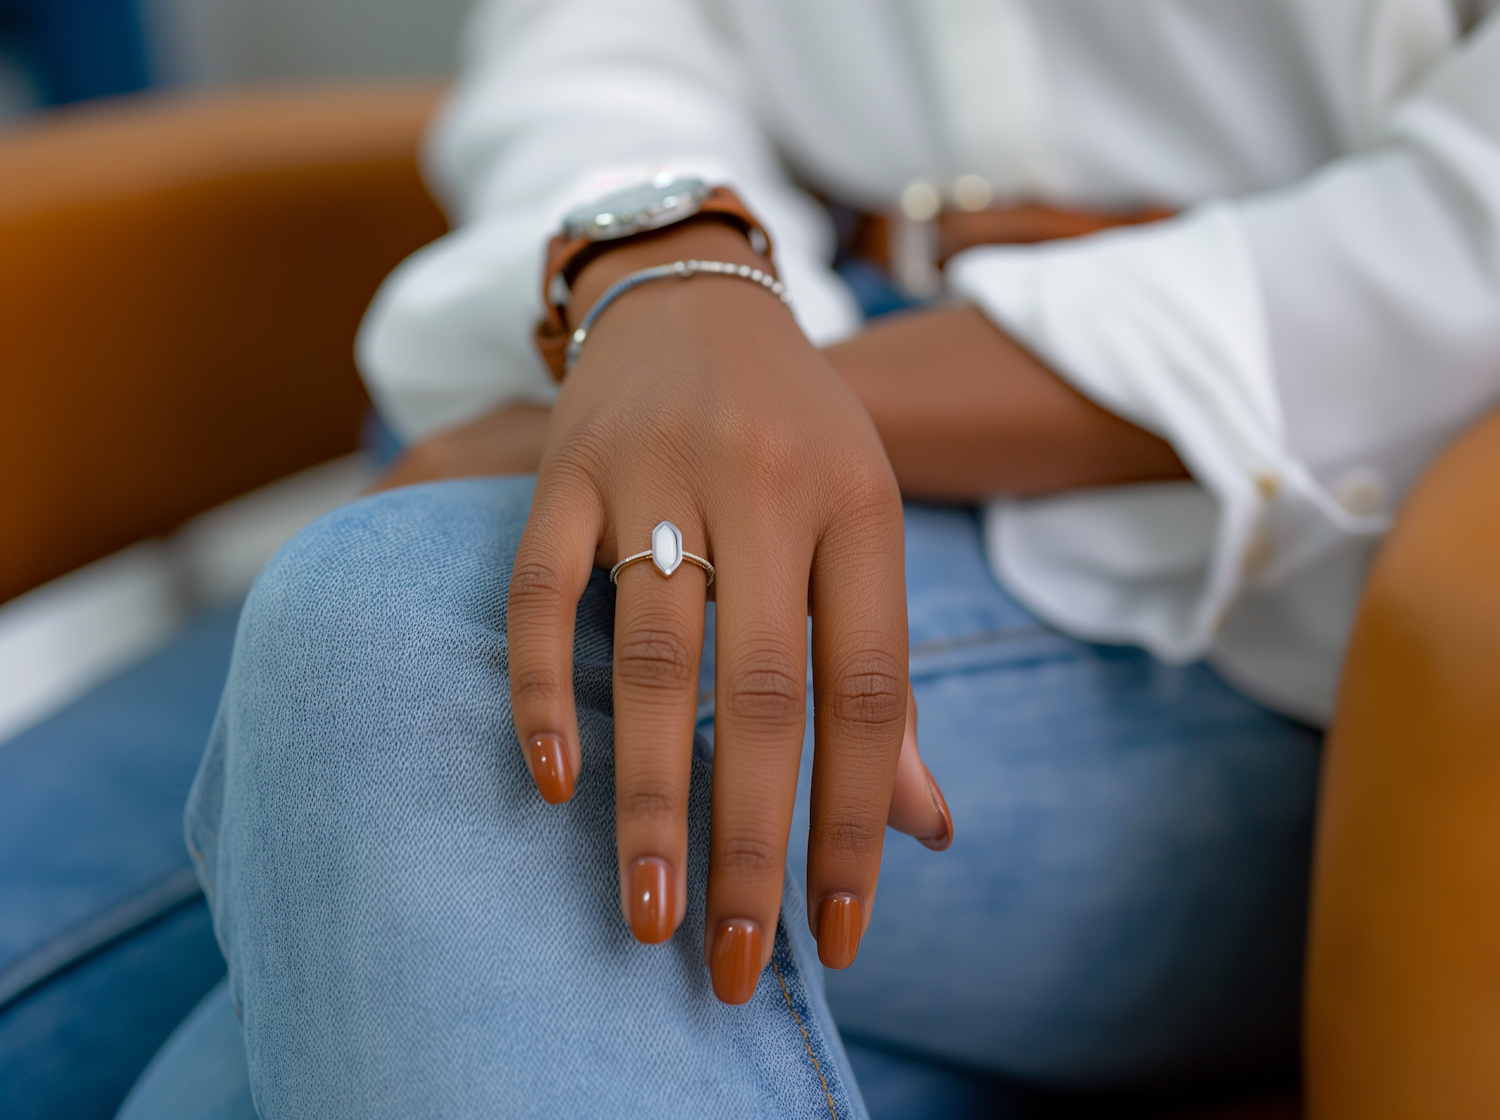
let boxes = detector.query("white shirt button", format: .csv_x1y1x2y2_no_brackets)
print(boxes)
1332,467,1389,517
1242,527,1275,577
953,174,992,212
899,180,942,222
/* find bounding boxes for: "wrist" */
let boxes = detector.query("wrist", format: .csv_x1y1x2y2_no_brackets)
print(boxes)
567,221,769,330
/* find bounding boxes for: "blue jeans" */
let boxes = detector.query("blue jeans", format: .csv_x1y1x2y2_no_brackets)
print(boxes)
120,477,1320,1119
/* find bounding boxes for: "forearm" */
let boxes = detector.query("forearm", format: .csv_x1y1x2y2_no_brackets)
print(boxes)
374,296,1186,501
368,403,551,494
824,304,1187,502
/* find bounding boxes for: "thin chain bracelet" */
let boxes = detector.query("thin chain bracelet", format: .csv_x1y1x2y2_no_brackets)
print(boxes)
564,259,791,373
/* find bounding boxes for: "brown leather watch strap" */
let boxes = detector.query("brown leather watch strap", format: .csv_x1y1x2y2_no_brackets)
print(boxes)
534,185,774,381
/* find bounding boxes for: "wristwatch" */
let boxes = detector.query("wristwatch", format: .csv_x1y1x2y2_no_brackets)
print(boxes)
534,176,774,380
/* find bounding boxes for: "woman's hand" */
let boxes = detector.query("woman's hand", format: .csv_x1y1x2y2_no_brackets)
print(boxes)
506,222,947,1003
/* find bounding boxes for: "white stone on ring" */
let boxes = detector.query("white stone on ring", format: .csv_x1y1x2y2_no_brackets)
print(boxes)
609,520,714,586
651,520,682,575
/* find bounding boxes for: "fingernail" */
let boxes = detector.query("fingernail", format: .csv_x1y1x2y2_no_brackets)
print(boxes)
628,856,675,944
816,892,863,970
919,766,953,851
710,918,763,1005
525,733,574,804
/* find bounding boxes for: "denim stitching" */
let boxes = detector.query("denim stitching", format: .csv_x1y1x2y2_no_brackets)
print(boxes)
907,623,1048,658
770,957,837,1120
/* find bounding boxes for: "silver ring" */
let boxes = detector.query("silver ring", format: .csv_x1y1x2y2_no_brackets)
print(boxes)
610,521,714,586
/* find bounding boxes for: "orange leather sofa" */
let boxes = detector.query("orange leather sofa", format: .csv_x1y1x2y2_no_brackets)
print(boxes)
1,87,1496,1120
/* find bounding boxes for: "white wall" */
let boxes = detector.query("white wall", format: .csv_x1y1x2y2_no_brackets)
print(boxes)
145,0,476,86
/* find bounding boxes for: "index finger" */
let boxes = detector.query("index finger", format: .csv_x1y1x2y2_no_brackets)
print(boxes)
506,469,605,804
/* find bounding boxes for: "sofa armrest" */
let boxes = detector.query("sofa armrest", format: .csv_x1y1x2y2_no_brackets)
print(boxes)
0,85,448,605
1307,406,1500,1118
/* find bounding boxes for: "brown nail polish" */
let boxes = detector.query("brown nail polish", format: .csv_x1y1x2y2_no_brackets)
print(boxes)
628,856,675,944
816,893,863,970
710,918,763,1005
525,733,574,804
919,766,953,851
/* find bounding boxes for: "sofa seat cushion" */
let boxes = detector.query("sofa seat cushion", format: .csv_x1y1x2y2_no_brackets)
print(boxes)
0,603,241,1120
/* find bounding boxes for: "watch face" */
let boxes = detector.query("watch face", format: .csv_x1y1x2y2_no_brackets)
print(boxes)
563,177,710,242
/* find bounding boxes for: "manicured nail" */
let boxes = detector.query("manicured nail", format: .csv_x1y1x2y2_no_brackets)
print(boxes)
628,856,675,944
525,733,574,804
816,893,863,970
710,918,763,1005
919,766,953,851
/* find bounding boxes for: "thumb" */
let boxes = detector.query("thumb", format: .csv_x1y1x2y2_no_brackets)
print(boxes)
886,681,953,851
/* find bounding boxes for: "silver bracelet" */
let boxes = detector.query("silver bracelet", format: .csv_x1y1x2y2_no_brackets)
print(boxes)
564,259,790,373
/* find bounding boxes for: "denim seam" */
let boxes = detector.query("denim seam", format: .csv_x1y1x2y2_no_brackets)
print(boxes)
908,635,1088,682
770,955,838,1119
907,624,1049,658
0,865,203,1010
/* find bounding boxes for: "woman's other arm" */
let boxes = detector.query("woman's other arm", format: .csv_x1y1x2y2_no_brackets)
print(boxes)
374,303,1187,499
824,305,1186,502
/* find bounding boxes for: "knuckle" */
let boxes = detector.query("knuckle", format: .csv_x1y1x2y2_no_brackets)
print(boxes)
722,653,805,731
615,626,698,691
825,648,907,736
715,834,782,877
747,448,801,494
729,424,804,492
840,462,901,520
508,556,571,610
818,817,883,859
619,780,683,822
548,419,614,475
510,666,565,708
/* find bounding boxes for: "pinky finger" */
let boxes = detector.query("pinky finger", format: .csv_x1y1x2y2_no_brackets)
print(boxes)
885,682,953,850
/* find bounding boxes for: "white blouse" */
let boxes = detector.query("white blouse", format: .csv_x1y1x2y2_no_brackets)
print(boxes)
358,0,1500,726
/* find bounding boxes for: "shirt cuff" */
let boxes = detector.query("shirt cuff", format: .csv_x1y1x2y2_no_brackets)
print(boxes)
357,158,859,443
947,204,1384,672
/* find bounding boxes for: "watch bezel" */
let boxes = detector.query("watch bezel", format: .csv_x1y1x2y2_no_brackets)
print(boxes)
562,177,712,243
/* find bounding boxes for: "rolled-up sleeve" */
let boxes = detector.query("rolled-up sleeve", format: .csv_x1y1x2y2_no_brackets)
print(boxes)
355,0,859,442
947,12,1500,721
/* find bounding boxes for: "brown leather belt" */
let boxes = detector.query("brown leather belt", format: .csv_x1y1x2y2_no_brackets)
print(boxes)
850,202,1173,297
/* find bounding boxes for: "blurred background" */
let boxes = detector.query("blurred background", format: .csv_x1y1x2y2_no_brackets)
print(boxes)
0,0,473,121
0,0,477,746
0,4,1370,1117
0,7,470,1114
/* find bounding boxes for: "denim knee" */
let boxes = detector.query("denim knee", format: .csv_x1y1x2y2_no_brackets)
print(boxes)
178,478,860,1120
185,477,564,1013
242,474,541,654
